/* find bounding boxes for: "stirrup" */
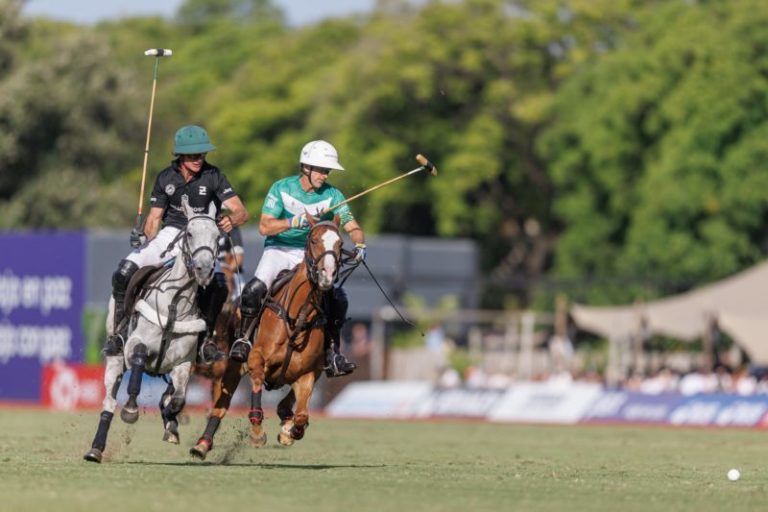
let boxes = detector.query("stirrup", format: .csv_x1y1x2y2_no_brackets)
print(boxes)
325,353,357,378
103,334,124,356
229,338,252,363
198,337,223,365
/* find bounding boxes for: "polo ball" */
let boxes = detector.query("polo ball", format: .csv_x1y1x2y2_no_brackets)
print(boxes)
727,469,740,481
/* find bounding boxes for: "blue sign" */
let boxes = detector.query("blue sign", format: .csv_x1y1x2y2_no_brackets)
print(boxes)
584,391,768,427
584,391,686,423
0,233,85,401
669,394,768,427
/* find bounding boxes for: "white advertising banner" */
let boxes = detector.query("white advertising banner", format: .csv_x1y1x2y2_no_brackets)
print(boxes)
326,381,433,418
488,382,603,424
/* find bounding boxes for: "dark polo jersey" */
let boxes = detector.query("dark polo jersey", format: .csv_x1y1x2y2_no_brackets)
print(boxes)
150,161,238,229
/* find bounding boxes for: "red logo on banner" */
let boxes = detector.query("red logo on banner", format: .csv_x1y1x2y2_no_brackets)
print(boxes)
41,362,105,410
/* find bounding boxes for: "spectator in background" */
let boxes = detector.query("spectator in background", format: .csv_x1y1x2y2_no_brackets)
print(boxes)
350,322,372,359
678,367,718,395
425,323,446,353
732,366,757,395
639,367,679,394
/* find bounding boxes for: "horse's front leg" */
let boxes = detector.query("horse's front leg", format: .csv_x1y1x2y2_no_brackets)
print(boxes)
276,388,296,446
83,355,126,463
247,347,267,447
161,361,192,444
120,341,148,424
279,372,317,446
190,361,242,459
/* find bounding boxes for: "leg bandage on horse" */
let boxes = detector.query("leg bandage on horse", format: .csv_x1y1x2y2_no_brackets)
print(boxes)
127,343,148,397
91,411,114,452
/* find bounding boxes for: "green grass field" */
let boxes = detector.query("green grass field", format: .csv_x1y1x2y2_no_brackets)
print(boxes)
0,409,766,512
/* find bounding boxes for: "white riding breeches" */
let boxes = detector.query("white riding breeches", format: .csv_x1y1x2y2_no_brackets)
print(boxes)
126,226,222,272
254,246,304,288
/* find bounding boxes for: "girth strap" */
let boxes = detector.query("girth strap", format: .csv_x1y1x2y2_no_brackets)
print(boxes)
153,278,197,375
266,291,326,389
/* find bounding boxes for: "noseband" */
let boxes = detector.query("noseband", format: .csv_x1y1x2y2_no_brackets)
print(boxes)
181,215,220,272
304,222,341,286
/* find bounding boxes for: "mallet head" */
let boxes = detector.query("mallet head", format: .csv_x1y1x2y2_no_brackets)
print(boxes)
144,49,173,57
415,154,438,176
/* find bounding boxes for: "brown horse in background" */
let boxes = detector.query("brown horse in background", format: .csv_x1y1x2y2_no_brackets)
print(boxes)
189,248,245,460
247,218,342,446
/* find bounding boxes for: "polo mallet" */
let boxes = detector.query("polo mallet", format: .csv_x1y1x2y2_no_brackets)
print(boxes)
327,154,437,213
132,48,173,240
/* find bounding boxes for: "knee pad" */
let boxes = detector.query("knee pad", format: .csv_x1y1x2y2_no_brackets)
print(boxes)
241,278,267,316
112,259,139,296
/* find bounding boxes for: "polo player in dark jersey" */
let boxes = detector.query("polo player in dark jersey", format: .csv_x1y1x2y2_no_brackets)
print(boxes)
104,125,249,364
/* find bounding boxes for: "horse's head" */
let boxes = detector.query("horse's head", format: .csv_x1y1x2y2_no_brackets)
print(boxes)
305,216,342,291
181,198,220,287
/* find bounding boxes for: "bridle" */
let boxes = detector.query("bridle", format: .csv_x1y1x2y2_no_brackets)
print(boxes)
303,221,341,287
180,214,220,274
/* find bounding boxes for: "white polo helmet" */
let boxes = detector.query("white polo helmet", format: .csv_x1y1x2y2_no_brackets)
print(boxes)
300,140,345,171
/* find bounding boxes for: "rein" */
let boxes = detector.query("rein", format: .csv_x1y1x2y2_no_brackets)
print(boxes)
144,214,220,373
267,222,340,388
153,277,197,375
159,214,220,269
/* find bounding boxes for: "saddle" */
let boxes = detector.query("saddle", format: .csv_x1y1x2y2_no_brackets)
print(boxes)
123,263,172,320
269,267,299,297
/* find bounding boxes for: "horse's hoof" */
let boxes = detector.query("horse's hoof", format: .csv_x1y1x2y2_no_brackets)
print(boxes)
163,430,180,444
289,424,306,440
190,443,208,460
250,431,267,448
277,432,294,446
83,448,103,463
120,407,139,424
277,426,294,446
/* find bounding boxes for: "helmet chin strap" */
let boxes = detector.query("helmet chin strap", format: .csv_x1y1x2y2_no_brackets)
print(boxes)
301,166,322,192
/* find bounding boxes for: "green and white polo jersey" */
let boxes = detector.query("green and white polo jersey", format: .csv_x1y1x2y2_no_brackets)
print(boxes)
261,175,354,248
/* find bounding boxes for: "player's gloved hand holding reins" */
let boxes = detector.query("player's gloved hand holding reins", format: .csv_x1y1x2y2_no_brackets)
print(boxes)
289,213,311,229
354,242,367,262
130,228,147,248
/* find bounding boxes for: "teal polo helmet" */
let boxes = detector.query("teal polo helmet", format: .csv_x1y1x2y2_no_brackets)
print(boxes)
174,125,216,154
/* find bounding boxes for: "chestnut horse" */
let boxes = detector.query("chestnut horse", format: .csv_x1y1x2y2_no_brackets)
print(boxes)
247,218,342,447
188,246,245,460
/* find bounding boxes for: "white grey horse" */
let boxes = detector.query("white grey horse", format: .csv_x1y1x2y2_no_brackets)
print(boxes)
84,199,220,463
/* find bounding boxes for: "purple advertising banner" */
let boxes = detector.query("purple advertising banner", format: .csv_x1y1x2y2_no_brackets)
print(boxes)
0,233,85,401
584,391,768,427
584,391,686,424
668,394,768,427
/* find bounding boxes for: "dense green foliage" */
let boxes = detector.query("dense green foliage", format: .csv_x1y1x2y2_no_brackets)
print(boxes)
3,0,768,305
2,410,767,512
541,0,768,303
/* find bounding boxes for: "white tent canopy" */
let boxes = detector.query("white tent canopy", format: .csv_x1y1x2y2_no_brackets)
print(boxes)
571,261,768,365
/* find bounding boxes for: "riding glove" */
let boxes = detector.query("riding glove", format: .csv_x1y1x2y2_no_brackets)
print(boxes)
129,229,147,249
289,213,311,229
354,243,367,262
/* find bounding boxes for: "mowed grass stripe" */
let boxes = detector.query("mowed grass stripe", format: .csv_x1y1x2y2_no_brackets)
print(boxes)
0,410,766,512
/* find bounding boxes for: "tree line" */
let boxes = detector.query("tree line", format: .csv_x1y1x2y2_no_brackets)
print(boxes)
3,0,768,307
